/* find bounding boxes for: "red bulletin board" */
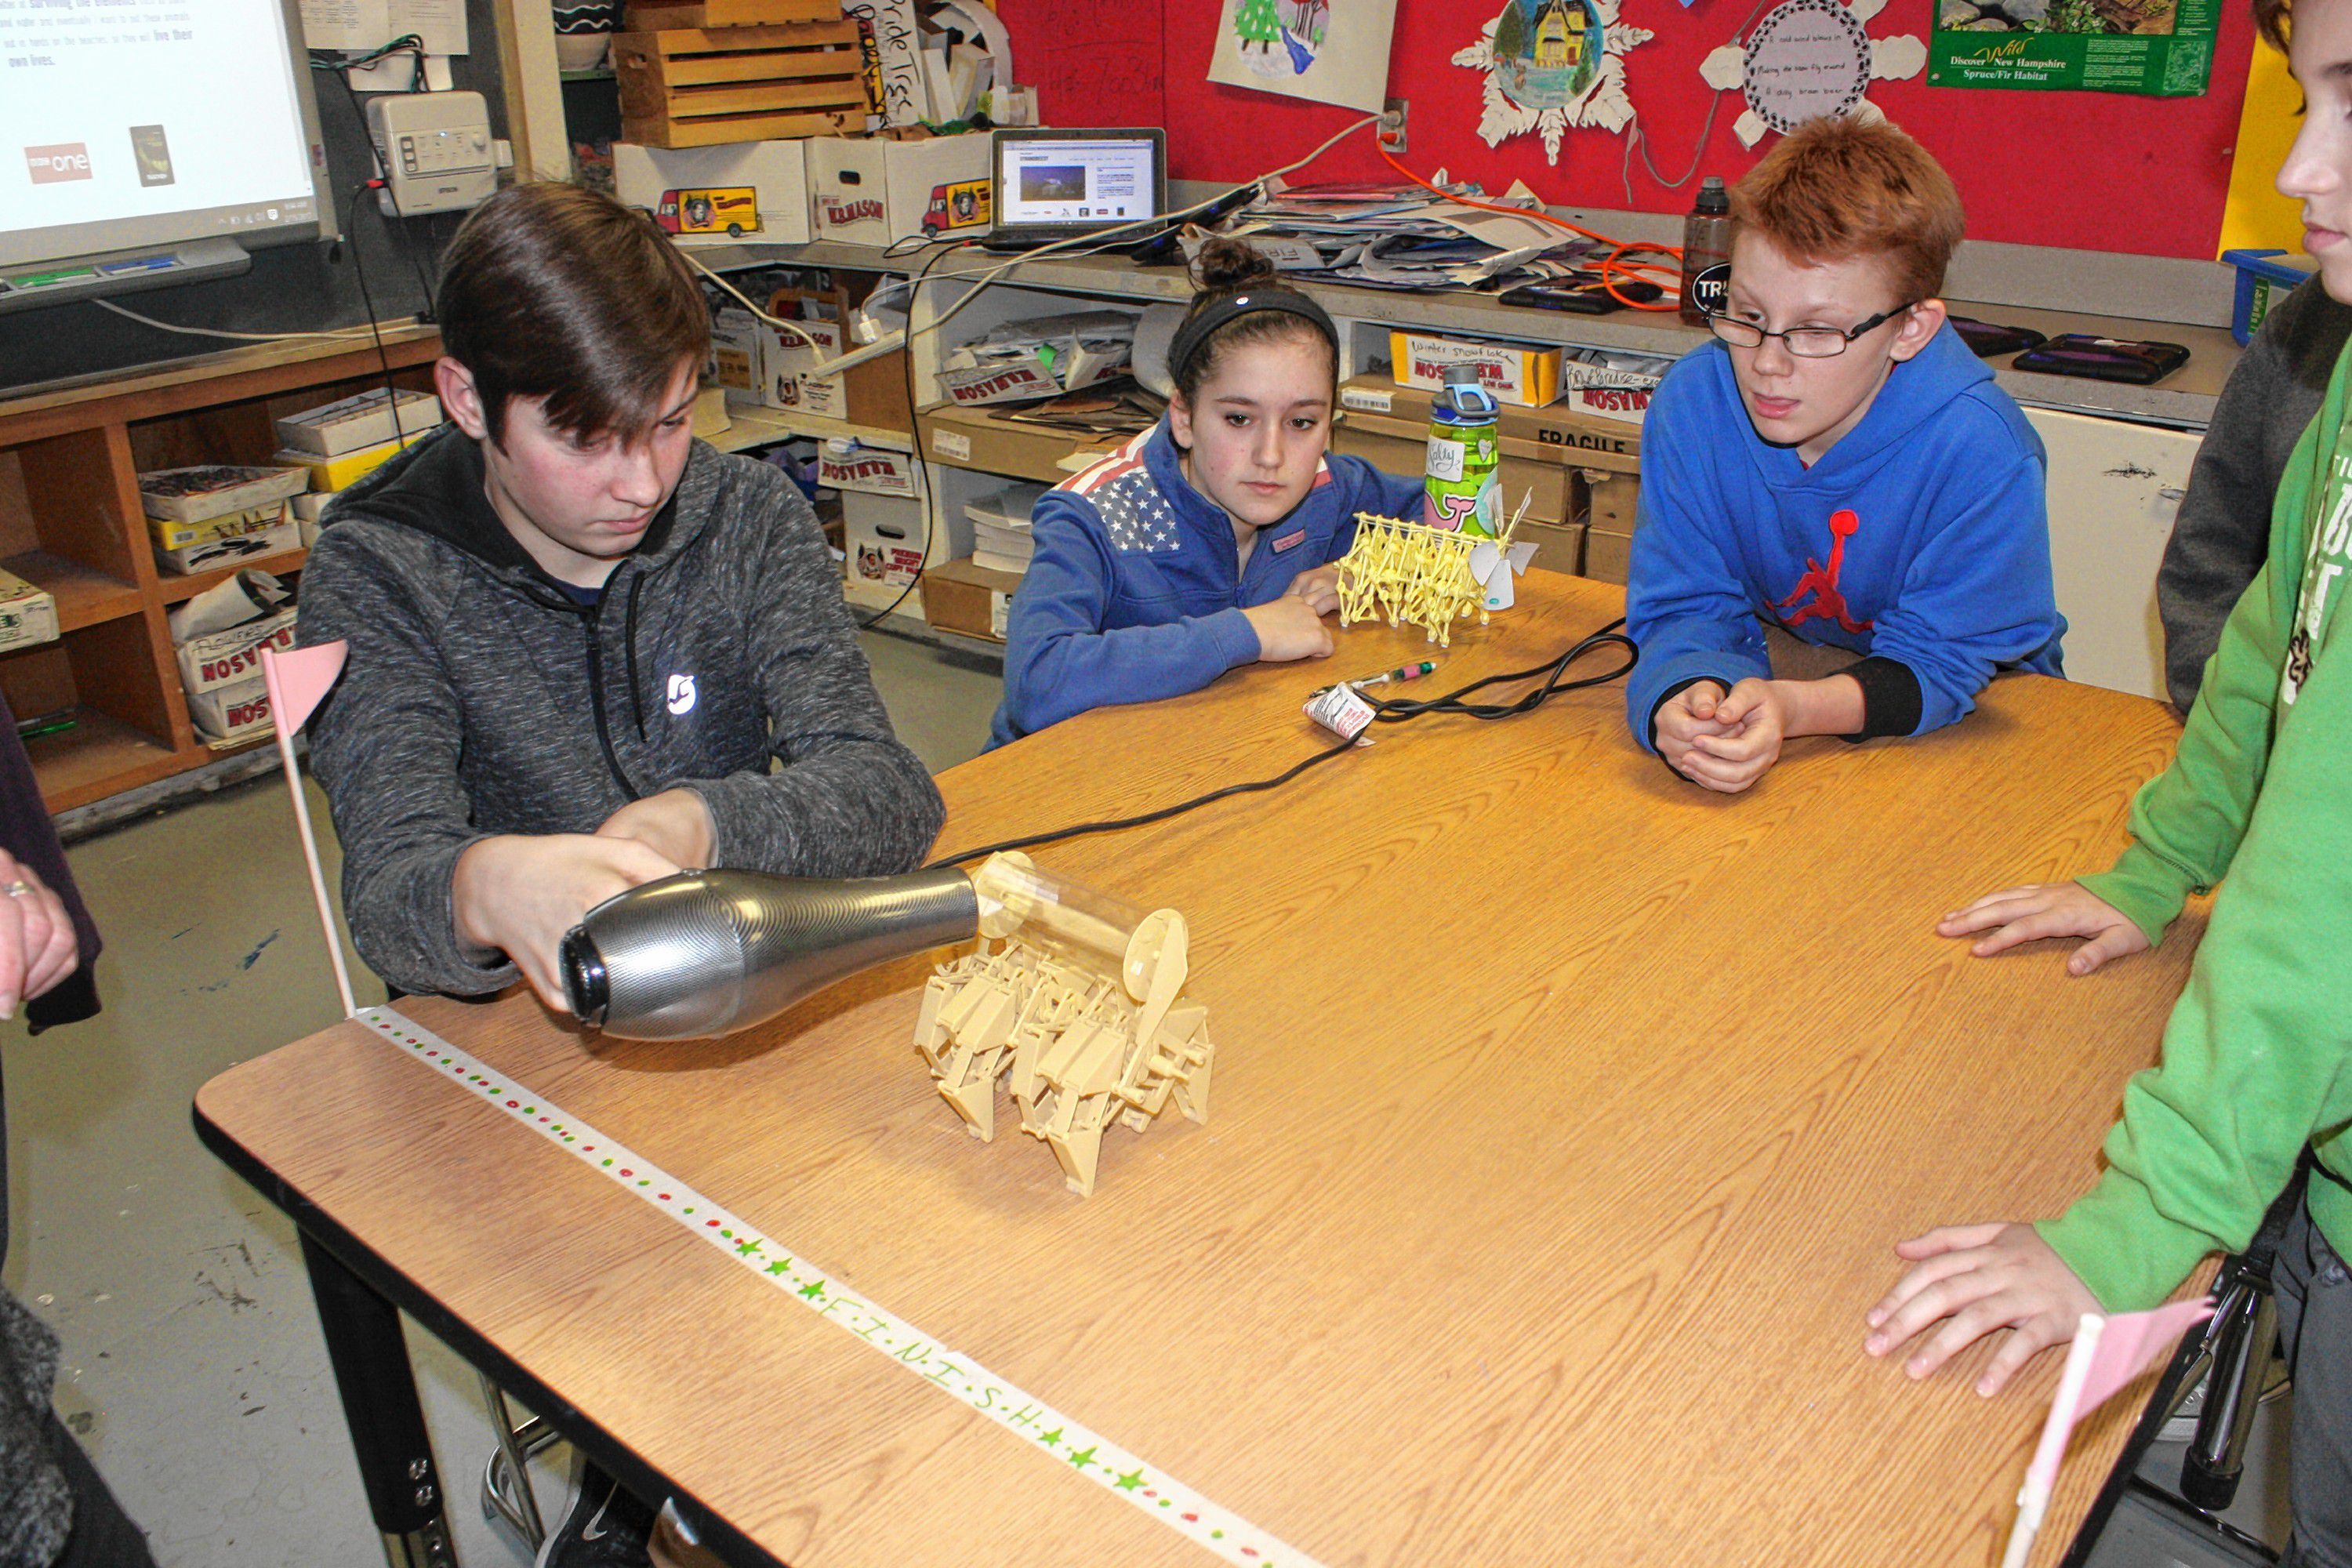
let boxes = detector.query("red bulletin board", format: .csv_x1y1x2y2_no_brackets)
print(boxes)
993,0,2263,260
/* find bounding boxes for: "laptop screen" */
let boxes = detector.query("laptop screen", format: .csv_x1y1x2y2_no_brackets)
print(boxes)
994,135,1162,233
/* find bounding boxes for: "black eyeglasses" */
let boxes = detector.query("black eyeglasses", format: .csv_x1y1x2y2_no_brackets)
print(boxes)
1705,303,1920,359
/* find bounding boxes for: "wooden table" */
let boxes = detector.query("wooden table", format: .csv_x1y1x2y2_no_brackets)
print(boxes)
197,572,2207,1568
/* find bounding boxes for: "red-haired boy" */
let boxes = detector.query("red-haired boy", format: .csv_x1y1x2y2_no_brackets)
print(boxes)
1627,118,2065,792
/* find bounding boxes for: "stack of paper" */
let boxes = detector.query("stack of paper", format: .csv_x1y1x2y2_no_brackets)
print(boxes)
964,483,1046,575
1203,177,1607,294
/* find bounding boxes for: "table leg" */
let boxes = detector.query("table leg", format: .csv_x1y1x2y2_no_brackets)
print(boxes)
299,1230,460,1568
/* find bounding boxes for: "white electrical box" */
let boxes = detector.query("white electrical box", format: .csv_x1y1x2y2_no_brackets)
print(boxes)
365,90,503,216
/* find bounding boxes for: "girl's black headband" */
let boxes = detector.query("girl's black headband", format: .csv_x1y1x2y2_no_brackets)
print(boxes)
1167,287,1339,389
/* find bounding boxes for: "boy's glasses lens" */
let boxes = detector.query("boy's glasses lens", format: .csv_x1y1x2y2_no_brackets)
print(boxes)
1706,316,1857,358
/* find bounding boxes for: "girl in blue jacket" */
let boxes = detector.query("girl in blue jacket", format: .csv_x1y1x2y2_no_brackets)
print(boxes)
989,239,1425,746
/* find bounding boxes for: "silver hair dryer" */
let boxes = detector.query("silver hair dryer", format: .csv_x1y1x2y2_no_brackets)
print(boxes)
560,867,982,1040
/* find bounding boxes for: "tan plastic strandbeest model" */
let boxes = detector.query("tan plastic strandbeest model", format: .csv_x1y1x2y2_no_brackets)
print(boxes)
1334,506,1526,647
913,852,1214,1196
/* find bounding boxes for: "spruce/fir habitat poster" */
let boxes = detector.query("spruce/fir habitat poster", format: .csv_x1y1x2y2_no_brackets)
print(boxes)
1929,0,2215,93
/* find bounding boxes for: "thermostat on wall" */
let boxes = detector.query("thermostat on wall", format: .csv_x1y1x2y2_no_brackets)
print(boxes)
364,90,509,216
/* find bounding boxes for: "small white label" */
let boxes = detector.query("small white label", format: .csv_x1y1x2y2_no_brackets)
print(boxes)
1304,684,1376,741
989,590,1011,640
1425,436,1467,483
1339,385,1394,415
934,429,972,461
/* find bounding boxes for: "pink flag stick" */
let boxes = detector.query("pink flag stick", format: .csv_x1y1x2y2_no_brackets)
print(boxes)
259,641,354,1019
1999,1296,2213,1568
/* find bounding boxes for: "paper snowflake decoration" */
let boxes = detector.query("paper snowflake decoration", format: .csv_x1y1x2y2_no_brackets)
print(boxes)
1699,0,1925,149
1454,0,1653,165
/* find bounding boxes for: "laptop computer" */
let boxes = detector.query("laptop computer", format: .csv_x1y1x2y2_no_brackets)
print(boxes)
980,128,1168,252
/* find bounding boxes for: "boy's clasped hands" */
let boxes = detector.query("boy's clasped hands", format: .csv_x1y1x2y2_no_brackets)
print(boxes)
1652,674,1864,794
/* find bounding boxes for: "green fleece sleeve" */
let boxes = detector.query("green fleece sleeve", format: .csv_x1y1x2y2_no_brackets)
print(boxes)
2074,382,2330,946
2038,630,2352,1308
2038,352,2352,1312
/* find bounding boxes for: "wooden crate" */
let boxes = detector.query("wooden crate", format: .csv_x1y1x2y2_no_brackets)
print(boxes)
614,21,872,147
623,0,840,26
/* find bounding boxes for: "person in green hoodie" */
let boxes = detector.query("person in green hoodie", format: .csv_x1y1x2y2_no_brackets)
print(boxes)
1863,2,2351,1557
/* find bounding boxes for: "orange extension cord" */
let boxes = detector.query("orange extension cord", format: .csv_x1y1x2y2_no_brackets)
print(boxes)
1374,145,1684,312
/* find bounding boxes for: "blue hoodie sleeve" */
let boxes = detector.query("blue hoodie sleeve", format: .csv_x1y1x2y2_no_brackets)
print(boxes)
1623,371,1773,753
1866,411,2063,735
996,491,1261,741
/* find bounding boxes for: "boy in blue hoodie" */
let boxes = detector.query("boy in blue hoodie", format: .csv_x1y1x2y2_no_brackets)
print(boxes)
1627,118,2065,793
989,238,1425,746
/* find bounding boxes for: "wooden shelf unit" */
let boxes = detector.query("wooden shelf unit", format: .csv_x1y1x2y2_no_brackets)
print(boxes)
0,325,440,813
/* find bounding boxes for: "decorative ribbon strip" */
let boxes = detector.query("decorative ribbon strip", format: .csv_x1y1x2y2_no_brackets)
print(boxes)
360,1007,1320,1568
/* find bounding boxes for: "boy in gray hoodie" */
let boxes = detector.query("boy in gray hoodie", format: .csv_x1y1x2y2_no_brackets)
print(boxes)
301,183,944,1014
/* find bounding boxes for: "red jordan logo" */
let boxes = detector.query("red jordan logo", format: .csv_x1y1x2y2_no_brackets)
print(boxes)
1777,508,1873,634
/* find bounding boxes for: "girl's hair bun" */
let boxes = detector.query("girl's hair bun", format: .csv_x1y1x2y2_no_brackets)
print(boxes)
1189,234,1279,296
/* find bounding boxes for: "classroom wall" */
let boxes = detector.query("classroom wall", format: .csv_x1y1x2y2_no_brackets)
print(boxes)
999,0,2263,260
0,0,509,395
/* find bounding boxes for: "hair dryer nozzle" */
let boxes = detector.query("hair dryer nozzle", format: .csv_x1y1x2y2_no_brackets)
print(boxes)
559,867,982,1040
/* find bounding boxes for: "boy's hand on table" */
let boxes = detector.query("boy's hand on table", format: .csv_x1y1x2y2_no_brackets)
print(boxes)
1938,883,2151,975
1243,594,1335,663
454,833,684,1014
597,788,716,872
1864,1223,2100,1396
0,850,77,1022
1653,681,1736,779
1679,677,1790,793
1286,564,1341,618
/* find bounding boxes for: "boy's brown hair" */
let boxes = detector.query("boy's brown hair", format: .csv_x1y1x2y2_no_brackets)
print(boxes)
1730,116,1966,306
2252,0,2288,49
436,182,708,445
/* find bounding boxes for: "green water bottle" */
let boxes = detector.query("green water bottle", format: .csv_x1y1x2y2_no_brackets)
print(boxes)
1425,365,1501,537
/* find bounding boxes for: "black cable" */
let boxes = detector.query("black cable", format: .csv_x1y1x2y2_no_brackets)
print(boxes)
332,66,439,320
928,617,1639,868
340,178,405,444
1360,617,1637,722
857,242,961,630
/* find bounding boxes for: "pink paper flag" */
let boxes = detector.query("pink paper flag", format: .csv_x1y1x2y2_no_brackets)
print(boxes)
259,641,347,739
2025,1297,2214,1496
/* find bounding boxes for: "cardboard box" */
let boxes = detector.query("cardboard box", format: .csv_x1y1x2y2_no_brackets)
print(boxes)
187,677,274,745
936,310,1135,407
806,132,990,246
1517,519,1585,577
818,441,918,497
176,606,298,696
138,464,310,524
921,556,1023,643
1388,330,1563,408
1584,527,1634,586
274,434,422,493
843,491,926,589
1340,377,1639,470
155,510,300,575
1327,418,1572,527
274,387,443,456
918,404,1123,486
0,569,59,655
614,139,813,247
760,310,916,429
1583,465,1639,533
149,501,289,553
